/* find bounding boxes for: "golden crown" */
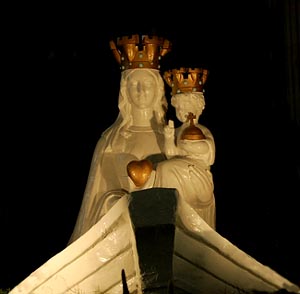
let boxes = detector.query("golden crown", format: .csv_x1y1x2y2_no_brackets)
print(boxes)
164,67,209,95
109,34,172,71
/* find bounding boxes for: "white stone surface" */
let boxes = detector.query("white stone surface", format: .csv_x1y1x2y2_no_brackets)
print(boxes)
9,196,142,294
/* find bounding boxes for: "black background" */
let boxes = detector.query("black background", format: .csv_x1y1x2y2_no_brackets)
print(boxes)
1,1,299,290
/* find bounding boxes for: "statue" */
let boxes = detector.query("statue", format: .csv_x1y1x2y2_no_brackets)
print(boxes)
154,68,216,229
68,36,216,244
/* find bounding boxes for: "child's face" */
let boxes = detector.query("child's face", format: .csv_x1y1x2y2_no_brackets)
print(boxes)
173,94,198,123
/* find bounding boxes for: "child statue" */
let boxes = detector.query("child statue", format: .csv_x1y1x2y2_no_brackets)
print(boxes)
154,68,216,229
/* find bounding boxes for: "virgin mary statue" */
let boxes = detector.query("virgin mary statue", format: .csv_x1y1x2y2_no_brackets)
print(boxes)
68,34,172,243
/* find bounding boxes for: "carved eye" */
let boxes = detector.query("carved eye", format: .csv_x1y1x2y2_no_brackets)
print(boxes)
129,81,138,88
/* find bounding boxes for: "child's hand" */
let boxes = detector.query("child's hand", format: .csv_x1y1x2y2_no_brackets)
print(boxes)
164,120,175,140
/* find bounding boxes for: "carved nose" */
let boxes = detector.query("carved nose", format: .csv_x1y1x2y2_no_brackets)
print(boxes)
137,82,142,92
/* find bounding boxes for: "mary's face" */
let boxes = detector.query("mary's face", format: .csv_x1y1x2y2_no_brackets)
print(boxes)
127,70,156,108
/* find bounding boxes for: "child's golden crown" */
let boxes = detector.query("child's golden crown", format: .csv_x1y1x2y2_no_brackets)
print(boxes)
164,67,209,95
109,34,172,71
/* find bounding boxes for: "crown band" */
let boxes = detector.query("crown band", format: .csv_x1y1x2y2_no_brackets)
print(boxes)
109,34,172,71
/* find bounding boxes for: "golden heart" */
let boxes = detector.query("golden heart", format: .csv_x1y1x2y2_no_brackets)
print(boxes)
127,159,153,187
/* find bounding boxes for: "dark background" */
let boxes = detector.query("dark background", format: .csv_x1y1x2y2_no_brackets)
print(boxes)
1,0,299,290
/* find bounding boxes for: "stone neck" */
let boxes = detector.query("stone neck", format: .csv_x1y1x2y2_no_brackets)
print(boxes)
131,107,155,127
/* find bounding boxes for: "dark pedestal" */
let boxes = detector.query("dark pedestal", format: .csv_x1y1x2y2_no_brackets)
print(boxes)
129,188,180,294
